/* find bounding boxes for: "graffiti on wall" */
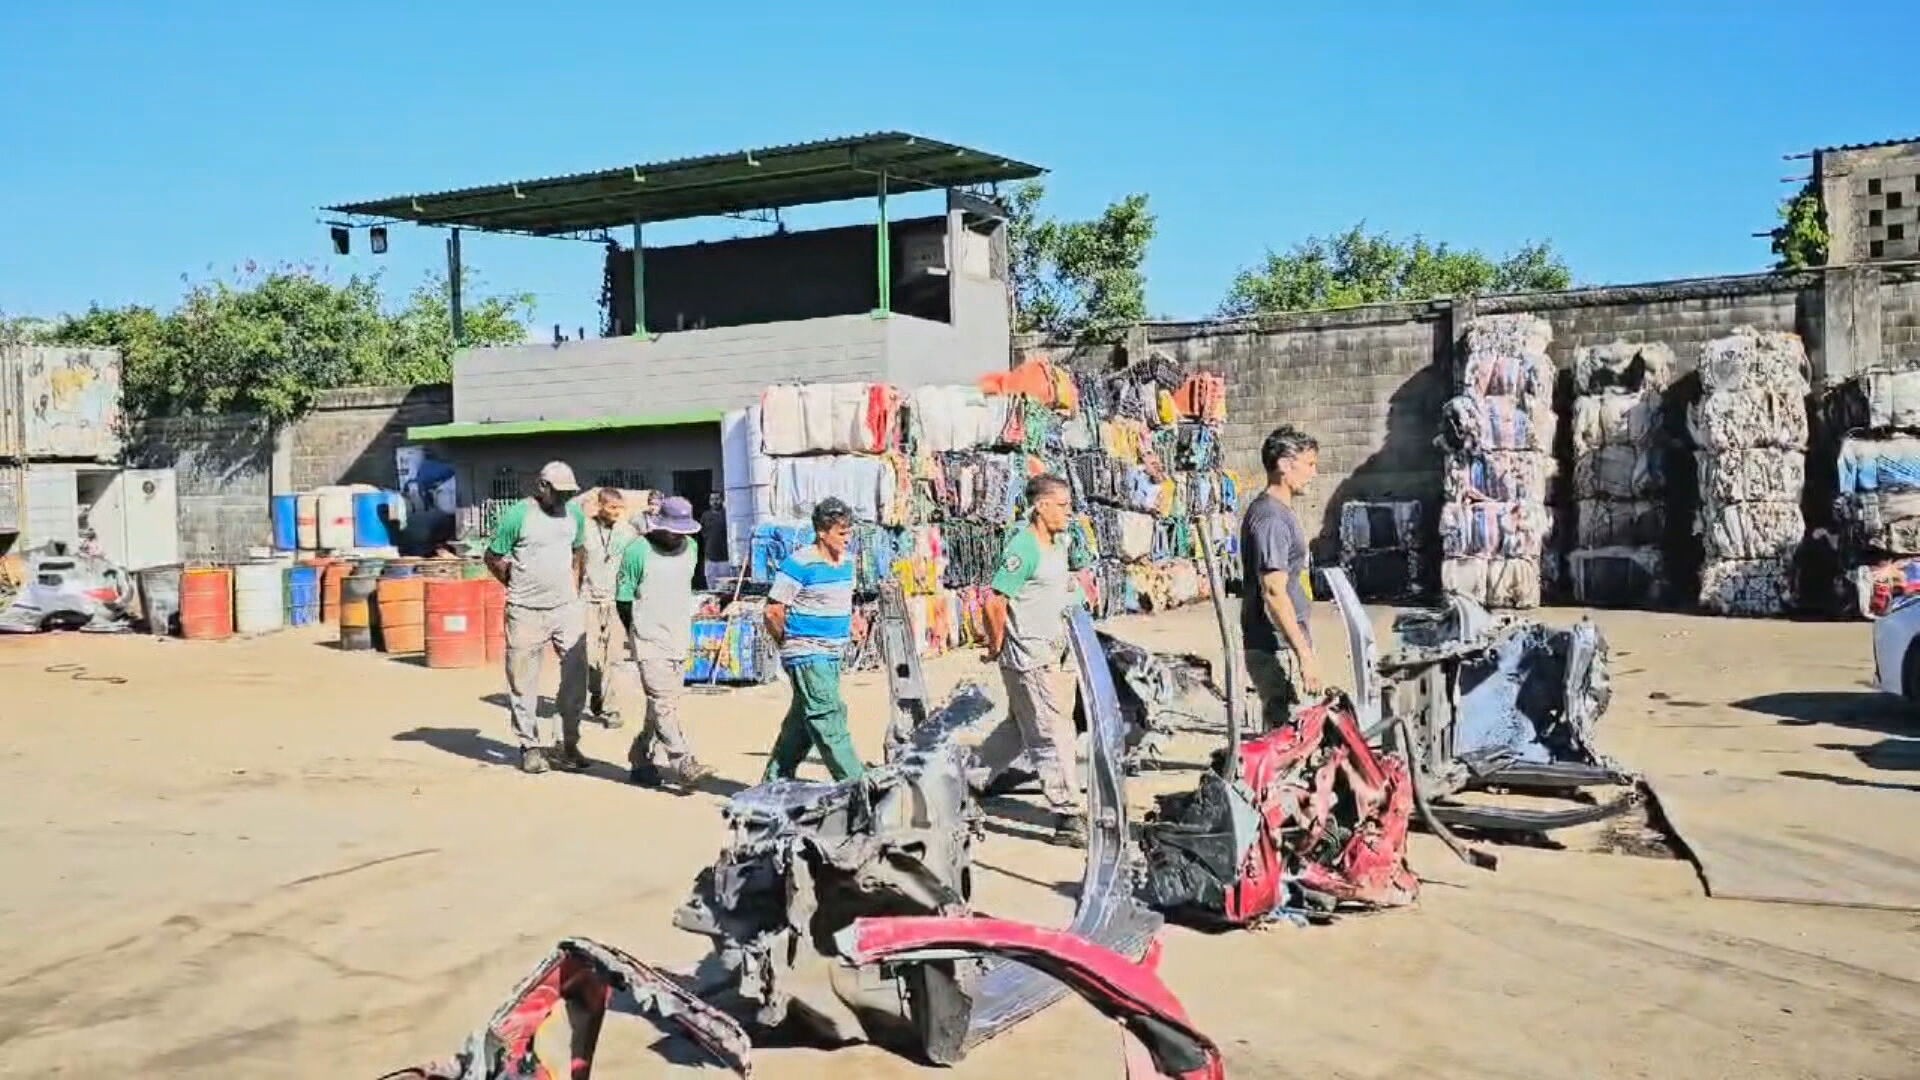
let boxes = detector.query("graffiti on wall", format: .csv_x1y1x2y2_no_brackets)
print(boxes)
18,347,122,460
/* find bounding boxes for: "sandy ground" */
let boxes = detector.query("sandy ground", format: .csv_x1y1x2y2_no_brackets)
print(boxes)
3,603,1918,1078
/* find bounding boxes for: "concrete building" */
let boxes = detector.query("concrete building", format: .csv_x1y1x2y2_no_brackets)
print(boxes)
1816,136,1920,264
325,132,1039,525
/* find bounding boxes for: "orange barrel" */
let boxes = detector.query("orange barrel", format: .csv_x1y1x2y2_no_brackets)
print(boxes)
425,578,487,669
339,564,378,651
377,575,426,654
180,567,235,640
321,560,350,624
482,578,507,663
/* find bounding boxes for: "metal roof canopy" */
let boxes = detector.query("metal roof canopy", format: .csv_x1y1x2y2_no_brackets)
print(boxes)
408,410,725,441
326,132,1044,236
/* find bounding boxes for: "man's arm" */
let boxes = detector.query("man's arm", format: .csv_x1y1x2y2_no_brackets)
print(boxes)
764,601,789,644
1259,570,1319,688
484,503,523,587
765,557,800,645
570,506,587,592
984,530,1038,660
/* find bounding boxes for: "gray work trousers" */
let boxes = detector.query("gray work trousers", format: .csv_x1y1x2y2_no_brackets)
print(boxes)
504,601,588,750
1244,647,1303,731
626,655,693,766
584,599,625,719
977,662,1079,811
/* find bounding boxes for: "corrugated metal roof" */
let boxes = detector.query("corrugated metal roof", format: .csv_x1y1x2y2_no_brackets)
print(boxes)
1814,135,1920,154
328,131,1044,235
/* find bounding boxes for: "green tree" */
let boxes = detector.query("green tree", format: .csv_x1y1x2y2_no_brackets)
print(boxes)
43,264,532,422
1006,180,1155,341
1220,224,1572,317
1770,181,1828,270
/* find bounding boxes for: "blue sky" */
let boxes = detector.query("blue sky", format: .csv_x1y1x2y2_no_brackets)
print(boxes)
2,1,1912,336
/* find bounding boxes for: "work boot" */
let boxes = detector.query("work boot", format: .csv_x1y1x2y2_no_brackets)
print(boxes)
628,761,663,788
665,757,715,791
551,744,592,773
602,712,625,730
1050,812,1087,849
520,747,551,775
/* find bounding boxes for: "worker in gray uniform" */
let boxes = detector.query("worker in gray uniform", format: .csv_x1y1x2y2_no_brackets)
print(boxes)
484,461,590,775
580,487,633,728
616,496,714,790
979,473,1090,848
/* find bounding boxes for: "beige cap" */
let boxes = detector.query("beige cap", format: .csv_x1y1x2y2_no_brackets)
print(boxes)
538,461,579,491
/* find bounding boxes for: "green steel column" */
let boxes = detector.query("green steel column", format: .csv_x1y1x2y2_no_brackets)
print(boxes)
875,172,891,317
631,221,646,337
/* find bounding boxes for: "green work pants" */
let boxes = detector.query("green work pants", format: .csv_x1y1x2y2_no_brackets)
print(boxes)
763,659,866,782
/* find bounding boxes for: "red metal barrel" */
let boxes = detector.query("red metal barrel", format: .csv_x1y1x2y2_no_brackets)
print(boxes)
425,578,487,669
180,567,234,641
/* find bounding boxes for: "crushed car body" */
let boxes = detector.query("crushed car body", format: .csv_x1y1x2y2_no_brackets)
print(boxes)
673,606,1161,1066
378,937,752,1080
838,916,1224,1080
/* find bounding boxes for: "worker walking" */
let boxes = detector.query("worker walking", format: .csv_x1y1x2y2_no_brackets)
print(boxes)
1240,425,1324,729
617,496,715,790
484,461,591,775
580,487,632,729
762,497,865,782
978,474,1089,848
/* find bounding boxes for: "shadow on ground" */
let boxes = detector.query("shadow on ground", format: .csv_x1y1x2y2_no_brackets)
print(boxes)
1732,691,1917,735
393,725,748,798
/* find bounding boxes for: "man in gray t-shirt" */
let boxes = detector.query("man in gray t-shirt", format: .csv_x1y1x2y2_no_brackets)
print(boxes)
1238,425,1324,729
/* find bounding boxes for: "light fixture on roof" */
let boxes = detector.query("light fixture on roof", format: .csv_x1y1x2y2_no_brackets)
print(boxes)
370,226,388,255
330,226,350,255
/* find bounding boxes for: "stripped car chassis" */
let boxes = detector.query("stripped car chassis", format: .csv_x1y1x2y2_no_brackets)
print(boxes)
672,582,1162,1066
1321,568,1642,840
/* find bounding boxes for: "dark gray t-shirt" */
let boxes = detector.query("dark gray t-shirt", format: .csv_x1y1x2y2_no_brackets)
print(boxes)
1239,492,1312,653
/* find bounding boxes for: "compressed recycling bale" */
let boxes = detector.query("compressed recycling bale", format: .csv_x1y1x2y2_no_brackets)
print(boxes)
1700,557,1794,617
1696,449,1805,506
1572,341,1676,396
1697,501,1805,562
1687,388,1810,453
1441,556,1541,610
1698,327,1811,394
1570,546,1666,608
1577,499,1665,548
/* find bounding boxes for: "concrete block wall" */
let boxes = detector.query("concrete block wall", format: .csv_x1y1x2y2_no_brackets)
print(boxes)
126,412,272,561
1883,266,1920,369
1141,303,1447,555
289,384,452,492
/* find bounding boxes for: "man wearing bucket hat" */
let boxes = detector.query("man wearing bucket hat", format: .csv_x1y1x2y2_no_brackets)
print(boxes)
485,461,591,775
615,495,714,790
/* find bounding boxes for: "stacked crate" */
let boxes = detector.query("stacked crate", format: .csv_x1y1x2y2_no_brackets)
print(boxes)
1690,328,1811,616
1438,314,1556,609
1567,342,1676,607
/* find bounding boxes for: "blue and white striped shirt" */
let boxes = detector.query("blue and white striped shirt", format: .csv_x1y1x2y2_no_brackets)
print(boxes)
769,546,855,666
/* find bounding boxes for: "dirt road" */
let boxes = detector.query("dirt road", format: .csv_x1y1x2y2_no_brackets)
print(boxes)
2,605,1916,1078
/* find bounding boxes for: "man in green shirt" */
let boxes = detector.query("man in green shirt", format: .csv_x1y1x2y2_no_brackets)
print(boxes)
484,461,590,775
615,496,714,791
980,474,1090,848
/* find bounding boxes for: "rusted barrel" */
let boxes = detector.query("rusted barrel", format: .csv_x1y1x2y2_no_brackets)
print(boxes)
180,567,234,641
425,578,486,669
482,577,506,663
321,560,350,624
339,564,378,651
377,575,426,654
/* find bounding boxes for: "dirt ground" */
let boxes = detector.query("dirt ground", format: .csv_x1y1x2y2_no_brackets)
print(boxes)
3,602,1918,1079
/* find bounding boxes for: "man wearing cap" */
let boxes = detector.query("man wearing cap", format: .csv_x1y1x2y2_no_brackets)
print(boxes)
762,497,865,782
485,461,591,775
616,495,715,790
580,487,633,729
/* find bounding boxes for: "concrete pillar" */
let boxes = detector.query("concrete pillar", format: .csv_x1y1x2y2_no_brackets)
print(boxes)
1818,265,1884,387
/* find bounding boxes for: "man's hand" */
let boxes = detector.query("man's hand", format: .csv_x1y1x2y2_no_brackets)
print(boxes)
1297,652,1325,695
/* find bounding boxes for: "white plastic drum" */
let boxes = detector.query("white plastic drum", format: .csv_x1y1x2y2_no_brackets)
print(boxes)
234,561,287,635
316,486,355,550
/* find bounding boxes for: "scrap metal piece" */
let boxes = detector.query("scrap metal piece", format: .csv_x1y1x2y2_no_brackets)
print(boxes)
838,916,1224,1080
877,579,930,761
1087,630,1226,774
380,937,752,1079
965,609,1163,1049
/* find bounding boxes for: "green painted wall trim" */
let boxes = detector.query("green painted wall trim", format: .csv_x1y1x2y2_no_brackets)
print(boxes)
407,409,725,441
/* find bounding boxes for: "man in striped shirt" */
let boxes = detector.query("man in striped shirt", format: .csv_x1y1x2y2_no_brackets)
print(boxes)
761,497,865,782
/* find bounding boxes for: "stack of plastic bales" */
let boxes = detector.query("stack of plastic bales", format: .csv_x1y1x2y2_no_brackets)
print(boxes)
1438,314,1556,609
1831,369,1920,616
1567,342,1676,607
1338,500,1426,601
1690,327,1810,616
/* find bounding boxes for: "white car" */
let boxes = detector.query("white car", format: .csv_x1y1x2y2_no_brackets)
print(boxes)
1872,596,1920,701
